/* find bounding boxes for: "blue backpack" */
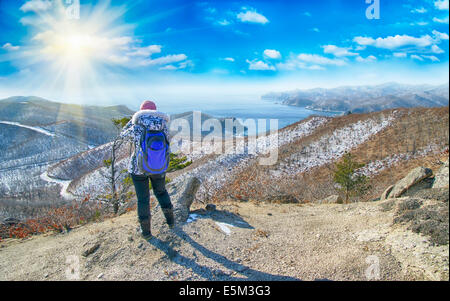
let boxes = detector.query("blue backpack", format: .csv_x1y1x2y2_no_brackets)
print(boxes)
139,128,170,174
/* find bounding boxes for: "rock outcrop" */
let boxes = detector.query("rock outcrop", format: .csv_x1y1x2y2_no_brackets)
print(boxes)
392,197,449,246
432,160,449,189
380,185,394,200
385,167,433,199
378,162,449,263
167,177,201,223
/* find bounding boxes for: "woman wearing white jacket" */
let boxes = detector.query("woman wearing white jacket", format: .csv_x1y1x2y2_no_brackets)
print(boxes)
120,100,173,239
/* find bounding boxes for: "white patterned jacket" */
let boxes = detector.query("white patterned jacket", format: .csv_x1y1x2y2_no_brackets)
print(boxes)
120,110,171,175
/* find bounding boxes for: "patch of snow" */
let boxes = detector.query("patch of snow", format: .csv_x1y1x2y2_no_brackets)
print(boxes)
187,213,200,223
357,144,445,177
215,222,234,235
0,121,55,137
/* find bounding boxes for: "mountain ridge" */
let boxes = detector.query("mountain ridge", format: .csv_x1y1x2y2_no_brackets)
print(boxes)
262,82,449,113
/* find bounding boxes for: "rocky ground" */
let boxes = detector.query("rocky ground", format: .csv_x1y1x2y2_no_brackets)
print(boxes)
0,192,447,281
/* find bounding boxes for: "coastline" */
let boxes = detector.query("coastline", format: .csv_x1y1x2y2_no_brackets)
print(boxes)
304,106,346,115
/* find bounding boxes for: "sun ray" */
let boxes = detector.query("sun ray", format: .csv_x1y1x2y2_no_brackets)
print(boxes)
4,0,142,103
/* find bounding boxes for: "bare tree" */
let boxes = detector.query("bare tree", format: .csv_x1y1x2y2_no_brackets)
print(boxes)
99,117,133,214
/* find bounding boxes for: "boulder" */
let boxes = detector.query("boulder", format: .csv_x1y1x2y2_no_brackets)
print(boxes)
401,177,434,197
380,185,394,200
322,195,343,204
388,167,433,198
167,176,201,223
432,160,449,189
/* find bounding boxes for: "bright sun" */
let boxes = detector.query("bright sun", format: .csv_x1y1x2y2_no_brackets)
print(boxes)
16,1,134,100
37,25,110,67
60,34,96,59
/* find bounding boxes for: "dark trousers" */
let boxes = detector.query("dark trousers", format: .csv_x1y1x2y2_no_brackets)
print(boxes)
131,173,172,221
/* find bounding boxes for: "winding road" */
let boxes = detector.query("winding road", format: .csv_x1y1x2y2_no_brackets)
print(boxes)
40,171,74,200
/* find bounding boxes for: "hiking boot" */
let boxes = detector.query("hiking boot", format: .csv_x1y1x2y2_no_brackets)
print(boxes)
162,208,175,229
139,218,152,239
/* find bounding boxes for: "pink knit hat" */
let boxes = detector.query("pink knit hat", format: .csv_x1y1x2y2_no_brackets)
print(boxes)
140,100,157,111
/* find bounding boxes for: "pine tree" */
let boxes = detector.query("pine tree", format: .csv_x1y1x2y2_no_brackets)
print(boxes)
333,153,370,203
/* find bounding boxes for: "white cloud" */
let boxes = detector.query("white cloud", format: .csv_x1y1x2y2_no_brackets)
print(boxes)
356,55,377,62
411,54,424,61
2,43,20,51
431,44,445,53
311,28,320,32
322,45,358,57
411,7,427,13
353,34,434,50
246,59,275,70
410,21,429,26
19,16,38,26
353,36,375,46
223,57,235,62
432,30,450,40
237,8,269,24
140,54,188,67
434,0,449,10
393,52,408,58
276,59,326,71
263,49,281,59
158,60,193,71
296,53,346,66
217,19,231,26
308,65,325,70
126,45,162,57
107,55,130,64
20,0,52,13
353,32,447,57
275,53,346,70
304,12,312,17
159,65,178,71
433,16,449,23
178,60,193,69
422,55,440,62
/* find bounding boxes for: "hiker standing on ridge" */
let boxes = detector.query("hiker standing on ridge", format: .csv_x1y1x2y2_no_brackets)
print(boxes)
120,100,173,239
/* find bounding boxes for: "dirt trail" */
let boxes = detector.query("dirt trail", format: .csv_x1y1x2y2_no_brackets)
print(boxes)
1,198,447,281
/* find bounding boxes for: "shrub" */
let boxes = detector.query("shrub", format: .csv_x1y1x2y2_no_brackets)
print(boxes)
0,196,113,240
167,153,192,172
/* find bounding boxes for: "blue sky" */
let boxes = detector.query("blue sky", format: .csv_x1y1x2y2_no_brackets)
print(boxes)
0,0,448,105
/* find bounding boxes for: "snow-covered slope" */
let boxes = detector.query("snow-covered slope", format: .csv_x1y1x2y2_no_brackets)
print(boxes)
277,113,398,175
0,96,133,201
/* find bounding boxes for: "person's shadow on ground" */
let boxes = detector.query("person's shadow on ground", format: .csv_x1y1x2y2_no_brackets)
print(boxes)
188,208,254,229
146,228,301,281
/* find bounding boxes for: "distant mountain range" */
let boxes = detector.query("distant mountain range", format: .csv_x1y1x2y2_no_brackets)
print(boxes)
262,82,449,113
